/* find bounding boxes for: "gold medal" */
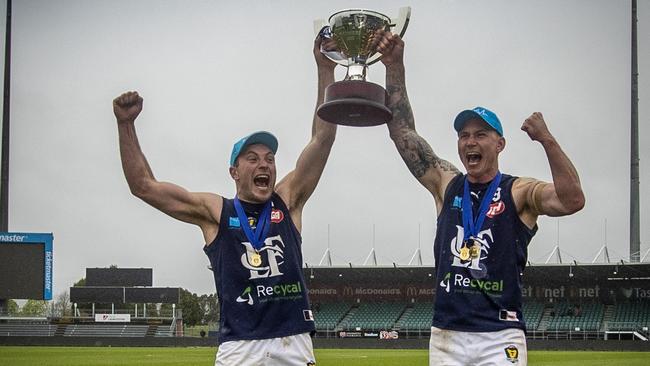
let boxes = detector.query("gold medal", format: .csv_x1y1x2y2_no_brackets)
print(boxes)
459,246,470,261
470,243,481,259
250,252,262,267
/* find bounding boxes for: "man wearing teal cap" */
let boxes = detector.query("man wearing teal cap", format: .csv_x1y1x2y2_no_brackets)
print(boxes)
375,31,585,366
113,36,338,366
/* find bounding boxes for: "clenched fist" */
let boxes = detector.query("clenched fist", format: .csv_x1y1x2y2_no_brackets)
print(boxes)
521,112,554,144
113,91,143,124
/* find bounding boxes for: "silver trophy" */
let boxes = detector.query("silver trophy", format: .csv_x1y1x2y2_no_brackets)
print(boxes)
314,7,411,126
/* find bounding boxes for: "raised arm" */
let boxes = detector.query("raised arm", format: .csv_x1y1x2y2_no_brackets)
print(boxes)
275,36,337,226
514,112,585,226
376,32,459,211
113,91,221,242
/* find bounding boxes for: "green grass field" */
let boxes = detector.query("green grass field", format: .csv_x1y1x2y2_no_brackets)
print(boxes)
0,347,649,365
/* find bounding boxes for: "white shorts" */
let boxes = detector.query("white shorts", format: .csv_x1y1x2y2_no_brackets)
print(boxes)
429,326,527,366
215,332,316,366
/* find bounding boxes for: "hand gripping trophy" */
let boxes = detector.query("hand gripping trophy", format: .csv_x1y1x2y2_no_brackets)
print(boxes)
314,7,411,126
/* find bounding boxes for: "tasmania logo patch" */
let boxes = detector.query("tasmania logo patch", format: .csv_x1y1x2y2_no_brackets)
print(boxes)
486,201,505,218
271,209,284,223
504,345,519,363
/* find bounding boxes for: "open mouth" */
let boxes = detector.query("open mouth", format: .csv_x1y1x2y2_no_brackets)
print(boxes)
253,174,270,188
466,152,482,166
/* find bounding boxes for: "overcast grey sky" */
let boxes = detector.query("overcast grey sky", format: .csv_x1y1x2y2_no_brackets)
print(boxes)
3,0,649,297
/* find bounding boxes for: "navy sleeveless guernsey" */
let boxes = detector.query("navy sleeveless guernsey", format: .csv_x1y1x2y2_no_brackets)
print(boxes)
204,193,315,344
432,173,537,332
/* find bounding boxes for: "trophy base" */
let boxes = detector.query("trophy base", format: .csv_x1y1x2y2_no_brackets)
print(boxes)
317,80,392,127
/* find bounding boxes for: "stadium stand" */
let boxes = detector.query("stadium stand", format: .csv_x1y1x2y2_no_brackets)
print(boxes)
546,302,604,332
339,302,405,331
153,325,175,337
396,302,433,331
64,324,149,337
2,264,650,345
313,302,351,331
0,322,57,337
608,301,650,331
522,301,545,331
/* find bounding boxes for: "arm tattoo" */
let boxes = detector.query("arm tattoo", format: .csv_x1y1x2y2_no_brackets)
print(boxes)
398,134,460,178
386,72,460,179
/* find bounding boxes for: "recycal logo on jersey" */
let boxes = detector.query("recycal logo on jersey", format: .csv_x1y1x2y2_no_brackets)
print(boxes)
236,281,304,306
439,271,504,296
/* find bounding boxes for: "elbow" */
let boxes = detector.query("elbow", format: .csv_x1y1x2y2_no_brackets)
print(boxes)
128,179,153,200
564,192,585,215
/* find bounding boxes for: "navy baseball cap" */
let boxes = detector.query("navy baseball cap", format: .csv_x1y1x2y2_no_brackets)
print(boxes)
453,107,504,136
229,131,278,166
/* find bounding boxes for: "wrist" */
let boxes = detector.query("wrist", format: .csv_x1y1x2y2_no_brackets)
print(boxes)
317,62,336,73
116,118,135,125
539,135,558,148
385,61,405,74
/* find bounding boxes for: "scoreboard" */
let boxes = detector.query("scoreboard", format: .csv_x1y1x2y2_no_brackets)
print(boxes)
0,232,53,300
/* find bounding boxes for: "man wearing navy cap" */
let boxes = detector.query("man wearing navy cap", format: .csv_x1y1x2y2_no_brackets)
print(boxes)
113,36,337,366
375,31,585,365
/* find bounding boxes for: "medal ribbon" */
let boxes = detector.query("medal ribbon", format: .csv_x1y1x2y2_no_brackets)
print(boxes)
234,197,272,251
462,172,502,241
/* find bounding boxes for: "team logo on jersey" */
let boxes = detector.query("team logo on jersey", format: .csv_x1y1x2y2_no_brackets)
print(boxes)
229,216,258,228
439,272,451,293
271,209,284,223
450,226,493,278
486,201,505,218
236,286,254,305
240,234,286,280
504,345,519,363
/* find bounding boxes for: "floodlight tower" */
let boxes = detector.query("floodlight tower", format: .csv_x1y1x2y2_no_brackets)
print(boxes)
630,0,640,262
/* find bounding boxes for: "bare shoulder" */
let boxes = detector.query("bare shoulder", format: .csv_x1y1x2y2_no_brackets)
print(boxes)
512,177,540,207
512,177,549,229
198,192,224,246
196,192,224,223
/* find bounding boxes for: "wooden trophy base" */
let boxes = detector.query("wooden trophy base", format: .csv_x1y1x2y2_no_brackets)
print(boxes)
317,80,392,126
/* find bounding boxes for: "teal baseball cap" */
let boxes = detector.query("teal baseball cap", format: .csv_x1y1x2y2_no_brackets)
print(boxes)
454,106,504,136
229,131,278,166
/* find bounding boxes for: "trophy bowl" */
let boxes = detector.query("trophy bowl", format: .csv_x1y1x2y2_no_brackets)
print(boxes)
315,7,411,126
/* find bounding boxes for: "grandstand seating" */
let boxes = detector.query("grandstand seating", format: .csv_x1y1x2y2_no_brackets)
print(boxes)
522,301,545,330
153,325,175,337
313,302,351,331
313,301,552,332
0,323,57,337
608,302,650,331
64,324,149,337
546,302,604,331
340,302,405,331
397,302,433,331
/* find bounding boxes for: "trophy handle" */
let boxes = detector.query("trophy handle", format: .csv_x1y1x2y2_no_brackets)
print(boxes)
366,6,411,66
